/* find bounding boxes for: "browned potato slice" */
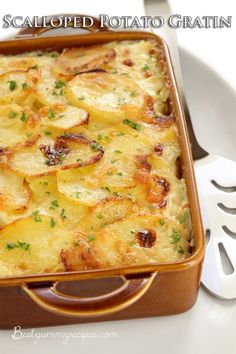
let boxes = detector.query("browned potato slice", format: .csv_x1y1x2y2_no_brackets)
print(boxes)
0,215,75,275
8,134,104,177
0,170,30,212
0,56,37,74
81,197,136,233
39,103,89,130
60,214,190,271
57,133,152,203
66,72,146,123
95,133,152,188
0,69,39,105
60,231,100,271
93,215,190,268
54,46,115,79
0,104,40,150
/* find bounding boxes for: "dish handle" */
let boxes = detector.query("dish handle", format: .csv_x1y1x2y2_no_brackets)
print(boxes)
22,273,157,317
15,14,110,38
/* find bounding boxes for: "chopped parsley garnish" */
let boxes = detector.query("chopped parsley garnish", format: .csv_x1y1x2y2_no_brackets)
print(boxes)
179,210,189,224
50,200,59,210
51,52,59,58
129,241,136,246
117,172,123,176
26,132,32,138
159,219,165,226
52,89,63,96
113,191,121,197
142,64,149,72
50,217,57,228
96,214,103,220
60,208,67,220
31,64,39,69
88,235,96,242
55,80,65,89
20,111,27,122
8,80,17,91
90,141,101,151
44,131,52,136
130,90,137,97
6,241,30,251
111,159,118,164
113,150,122,154
117,131,125,136
148,204,155,210
22,82,28,89
58,154,66,164
102,186,111,193
48,109,56,119
171,229,181,244
123,119,141,131
9,111,17,119
178,246,185,254
32,210,42,223
78,95,85,101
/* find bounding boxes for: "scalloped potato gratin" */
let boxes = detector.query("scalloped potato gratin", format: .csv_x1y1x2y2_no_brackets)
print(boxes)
0,39,192,276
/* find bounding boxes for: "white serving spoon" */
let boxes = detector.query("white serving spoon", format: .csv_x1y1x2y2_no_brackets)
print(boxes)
146,0,236,299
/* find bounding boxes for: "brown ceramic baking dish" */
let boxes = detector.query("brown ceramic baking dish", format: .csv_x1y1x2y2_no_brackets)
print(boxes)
0,15,205,329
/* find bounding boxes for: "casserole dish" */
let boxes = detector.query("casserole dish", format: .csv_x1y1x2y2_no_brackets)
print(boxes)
0,14,204,329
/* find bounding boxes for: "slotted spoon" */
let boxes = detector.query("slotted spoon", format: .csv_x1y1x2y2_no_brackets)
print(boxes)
146,0,236,299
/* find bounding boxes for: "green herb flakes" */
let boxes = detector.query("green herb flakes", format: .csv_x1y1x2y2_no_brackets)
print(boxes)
6,241,30,251
123,119,141,131
8,80,17,91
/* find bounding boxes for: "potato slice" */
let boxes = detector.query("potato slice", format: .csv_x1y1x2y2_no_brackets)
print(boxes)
140,124,181,173
57,133,152,204
0,104,40,150
39,103,89,130
0,56,37,74
92,214,190,268
0,170,30,212
36,66,67,106
0,215,75,275
57,167,110,206
8,134,104,177
54,46,115,79
66,72,146,123
28,175,88,229
81,197,136,233
60,214,190,271
0,69,39,105
60,231,100,271
96,133,152,188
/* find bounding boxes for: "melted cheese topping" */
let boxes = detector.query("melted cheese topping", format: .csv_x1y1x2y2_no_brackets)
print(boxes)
0,40,192,276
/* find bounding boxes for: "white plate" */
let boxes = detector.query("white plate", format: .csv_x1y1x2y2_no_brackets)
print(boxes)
0,48,235,354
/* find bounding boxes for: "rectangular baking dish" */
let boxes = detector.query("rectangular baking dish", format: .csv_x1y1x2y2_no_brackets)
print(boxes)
0,14,205,329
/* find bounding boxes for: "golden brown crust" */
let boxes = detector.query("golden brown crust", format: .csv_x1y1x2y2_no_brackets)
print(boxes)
54,46,116,80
